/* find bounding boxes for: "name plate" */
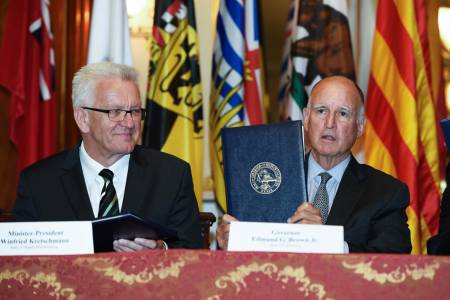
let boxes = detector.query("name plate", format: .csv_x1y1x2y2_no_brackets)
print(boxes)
228,221,344,254
0,221,94,256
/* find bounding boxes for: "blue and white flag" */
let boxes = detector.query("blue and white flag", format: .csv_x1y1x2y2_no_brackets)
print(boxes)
278,0,299,120
210,0,265,211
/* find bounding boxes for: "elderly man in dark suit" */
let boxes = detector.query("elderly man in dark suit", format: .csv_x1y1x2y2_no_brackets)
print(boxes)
12,62,202,250
217,76,411,253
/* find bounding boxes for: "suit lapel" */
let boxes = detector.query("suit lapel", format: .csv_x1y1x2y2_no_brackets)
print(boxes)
60,146,95,220
122,146,150,214
326,156,366,225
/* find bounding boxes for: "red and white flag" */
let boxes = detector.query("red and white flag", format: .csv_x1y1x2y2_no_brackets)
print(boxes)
0,0,57,176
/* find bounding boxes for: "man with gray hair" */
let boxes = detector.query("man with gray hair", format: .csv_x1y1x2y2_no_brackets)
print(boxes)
12,62,203,250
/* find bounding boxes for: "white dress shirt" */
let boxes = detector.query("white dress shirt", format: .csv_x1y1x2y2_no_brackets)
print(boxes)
307,154,351,214
307,154,351,253
79,142,130,218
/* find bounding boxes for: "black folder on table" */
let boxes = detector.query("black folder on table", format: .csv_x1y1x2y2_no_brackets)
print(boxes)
91,213,178,252
440,118,450,154
222,121,307,223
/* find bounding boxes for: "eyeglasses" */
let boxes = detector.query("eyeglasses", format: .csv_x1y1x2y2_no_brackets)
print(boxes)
82,107,147,122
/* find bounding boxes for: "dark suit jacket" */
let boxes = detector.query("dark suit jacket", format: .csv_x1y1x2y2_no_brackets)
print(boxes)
12,145,203,249
438,163,450,234
427,163,450,255
325,155,411,253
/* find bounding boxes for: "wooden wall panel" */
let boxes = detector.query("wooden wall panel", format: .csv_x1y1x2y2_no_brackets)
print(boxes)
51,0,68,150
0,0,17,212
260,0,290,122
0,84,17,212
62,0,92,149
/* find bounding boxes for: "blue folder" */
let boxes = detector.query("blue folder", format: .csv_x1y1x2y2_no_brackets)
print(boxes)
222,121,307,223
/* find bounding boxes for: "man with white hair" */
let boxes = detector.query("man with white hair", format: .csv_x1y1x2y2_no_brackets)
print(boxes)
12,62,202,250
217,76,411,253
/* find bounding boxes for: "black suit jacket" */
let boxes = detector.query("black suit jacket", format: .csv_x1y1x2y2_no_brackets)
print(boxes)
427,163,450,255
438,163,450,234
324,155,411,253
12,145,203,249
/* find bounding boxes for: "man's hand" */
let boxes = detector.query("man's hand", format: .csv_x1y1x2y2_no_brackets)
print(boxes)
113,238,166,252
217,214,238,250
287,202,323,224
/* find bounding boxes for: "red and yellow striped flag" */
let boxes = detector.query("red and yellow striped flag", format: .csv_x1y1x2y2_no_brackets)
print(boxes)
364,0,446,254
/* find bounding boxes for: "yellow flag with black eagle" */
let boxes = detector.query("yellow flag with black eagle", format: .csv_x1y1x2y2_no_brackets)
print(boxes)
143,0,203,208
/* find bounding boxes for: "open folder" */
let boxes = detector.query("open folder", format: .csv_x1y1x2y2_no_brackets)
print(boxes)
92,213,177,252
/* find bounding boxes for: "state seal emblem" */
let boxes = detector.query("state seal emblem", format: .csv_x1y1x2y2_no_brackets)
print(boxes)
249,162,282,194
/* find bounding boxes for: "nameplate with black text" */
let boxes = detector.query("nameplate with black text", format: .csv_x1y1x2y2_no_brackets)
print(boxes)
0,222,94,255
228,222,345,254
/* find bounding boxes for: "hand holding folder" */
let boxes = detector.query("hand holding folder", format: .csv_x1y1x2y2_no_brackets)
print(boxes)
92,213,177,252
222,121,308,223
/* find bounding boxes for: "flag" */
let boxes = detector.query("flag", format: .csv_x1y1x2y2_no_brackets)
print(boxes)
278,0,299,119
143,0,203,208
0,0,57,176
210,0,265,212
363,0,445,254
87,0,133,65
347,0,377,96
280,0,356,120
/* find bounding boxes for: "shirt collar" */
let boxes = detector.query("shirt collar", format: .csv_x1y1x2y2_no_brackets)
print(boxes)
308,154,351,183
79,141,130,180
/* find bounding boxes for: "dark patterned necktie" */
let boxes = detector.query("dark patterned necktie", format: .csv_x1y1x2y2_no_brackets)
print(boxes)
98,169,119,218
312,172,332,223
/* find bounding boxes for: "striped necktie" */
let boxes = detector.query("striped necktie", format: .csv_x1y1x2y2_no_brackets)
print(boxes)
98,169,119,218
312,172,332,224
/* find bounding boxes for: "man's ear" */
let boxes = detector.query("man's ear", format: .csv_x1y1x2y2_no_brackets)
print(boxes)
357,118,366,138
74,107,90,133
303,107,310,131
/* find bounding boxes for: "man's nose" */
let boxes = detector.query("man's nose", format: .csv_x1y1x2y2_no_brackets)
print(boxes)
325,112,336,128
121,111,135,127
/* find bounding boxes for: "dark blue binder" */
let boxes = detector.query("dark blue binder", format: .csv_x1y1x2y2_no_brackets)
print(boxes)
222,121,307,223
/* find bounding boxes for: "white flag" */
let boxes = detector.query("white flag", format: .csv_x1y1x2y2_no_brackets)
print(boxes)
87,0,132,65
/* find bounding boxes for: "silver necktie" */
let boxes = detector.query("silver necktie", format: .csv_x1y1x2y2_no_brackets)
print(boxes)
312,172,332,223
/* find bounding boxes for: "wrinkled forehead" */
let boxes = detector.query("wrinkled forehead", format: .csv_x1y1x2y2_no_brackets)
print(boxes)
94,78,140,104
310,79,362,110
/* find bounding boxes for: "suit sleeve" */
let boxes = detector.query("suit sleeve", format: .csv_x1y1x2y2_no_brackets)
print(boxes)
165,164,203,249
347,183,412,253
11,171,39,221
439,163,450,234
439,187,450,234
